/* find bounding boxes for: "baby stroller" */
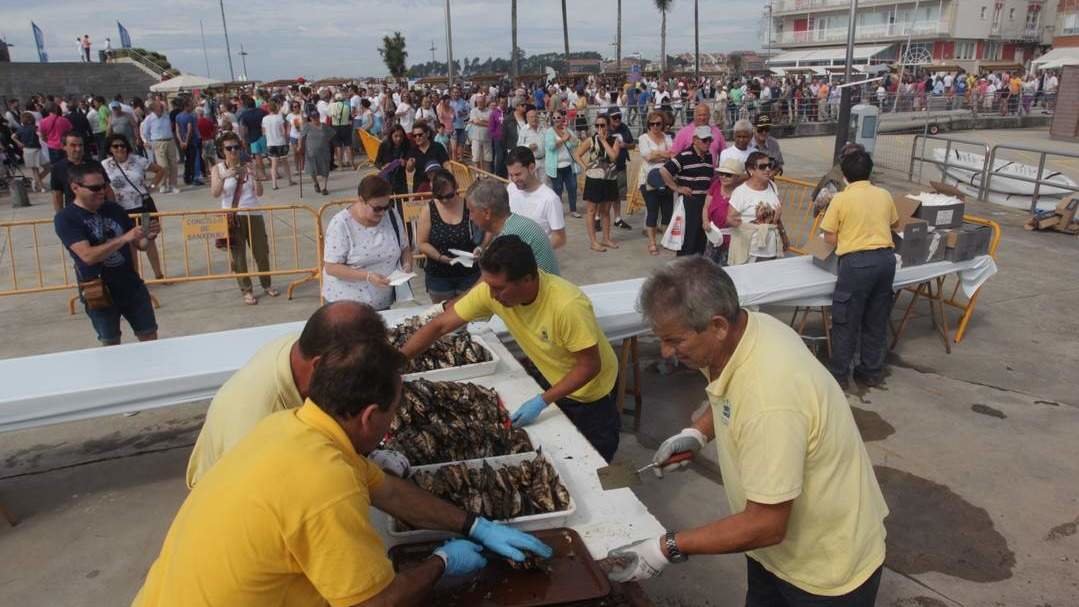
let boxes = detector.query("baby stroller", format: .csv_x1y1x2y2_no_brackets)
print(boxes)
0,144,32,207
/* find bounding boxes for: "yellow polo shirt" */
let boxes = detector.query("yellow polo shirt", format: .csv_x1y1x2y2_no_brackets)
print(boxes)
454,271,617,403
134,401,393,607
703,313,888,596
819,180,898,256
186,333,303,488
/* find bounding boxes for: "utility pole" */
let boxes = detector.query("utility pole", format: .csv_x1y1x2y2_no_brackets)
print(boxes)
511,0,519,82
219,0,236,81
430,40,437,64
200,20,211,78
445,0,455,85
239,43,249,81
833,0,859,161
616,0,622,73
694,0,700,82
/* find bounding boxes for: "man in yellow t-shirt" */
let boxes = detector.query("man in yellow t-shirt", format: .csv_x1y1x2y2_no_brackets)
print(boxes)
606,257,888,605
819,149,898,389
185,301,407,487
134,334,552,607
402,235,621,461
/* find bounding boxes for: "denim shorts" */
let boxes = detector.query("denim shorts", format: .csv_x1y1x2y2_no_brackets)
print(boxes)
454,128,468,146
85,283,158,343
426,273,479,299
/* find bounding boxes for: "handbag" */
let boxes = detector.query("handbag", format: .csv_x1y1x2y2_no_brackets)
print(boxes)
215,164,246,249
78,276,113,310
112,158,158,212
584,135,618,180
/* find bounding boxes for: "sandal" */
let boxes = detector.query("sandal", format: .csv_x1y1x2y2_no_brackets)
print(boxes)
590,243,607,253
263,287,280,297
243,292,258,305
648,244,659,256
601,240,620,249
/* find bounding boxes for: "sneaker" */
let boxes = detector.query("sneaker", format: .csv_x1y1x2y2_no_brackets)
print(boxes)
614,218,632,230
571,212,583,219
853,370,884,387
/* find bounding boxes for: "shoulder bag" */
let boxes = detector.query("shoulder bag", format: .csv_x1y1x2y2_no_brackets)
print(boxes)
215,164,246,250
112,158,157,212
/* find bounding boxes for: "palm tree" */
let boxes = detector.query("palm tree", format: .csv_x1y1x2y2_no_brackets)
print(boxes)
561,0,570,63
511,0,519,81
654,0,674,74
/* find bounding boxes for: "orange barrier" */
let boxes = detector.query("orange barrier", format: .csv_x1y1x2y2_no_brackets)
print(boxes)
0,205,322,313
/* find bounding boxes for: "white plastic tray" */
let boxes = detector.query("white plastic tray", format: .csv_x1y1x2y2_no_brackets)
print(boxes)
387,450,576,541
401,332,501,382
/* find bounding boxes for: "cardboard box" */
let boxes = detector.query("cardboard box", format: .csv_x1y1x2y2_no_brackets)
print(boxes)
1055,195,1078,227
805,232,839,273
893,197,932,266
944,224,992,261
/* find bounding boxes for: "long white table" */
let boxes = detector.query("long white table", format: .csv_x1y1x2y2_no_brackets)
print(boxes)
0,255,996,432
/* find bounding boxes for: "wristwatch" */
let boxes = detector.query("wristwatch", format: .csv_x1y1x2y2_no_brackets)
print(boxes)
664,531,688,563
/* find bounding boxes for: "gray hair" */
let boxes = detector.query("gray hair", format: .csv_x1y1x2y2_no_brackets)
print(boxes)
638,257,741,332
466,179,510,218
733,119,754,134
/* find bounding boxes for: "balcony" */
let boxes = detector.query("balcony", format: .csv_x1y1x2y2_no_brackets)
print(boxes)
774,20,950,46
771,0,921,16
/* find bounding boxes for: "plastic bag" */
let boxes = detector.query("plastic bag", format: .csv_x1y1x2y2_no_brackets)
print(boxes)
660,194,686,251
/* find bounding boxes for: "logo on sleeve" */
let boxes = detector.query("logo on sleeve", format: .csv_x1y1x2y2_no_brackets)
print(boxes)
715,399,732,426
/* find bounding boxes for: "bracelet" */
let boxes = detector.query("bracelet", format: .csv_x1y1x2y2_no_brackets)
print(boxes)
461,512,477,536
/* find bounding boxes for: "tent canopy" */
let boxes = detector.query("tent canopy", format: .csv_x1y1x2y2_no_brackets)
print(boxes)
1031,47,1079,70
149,74,223,93
767,45,891,67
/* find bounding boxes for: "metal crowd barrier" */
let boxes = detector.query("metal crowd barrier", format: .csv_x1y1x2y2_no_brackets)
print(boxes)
983,143,1079,213
773,175,820,254
908,134,991,190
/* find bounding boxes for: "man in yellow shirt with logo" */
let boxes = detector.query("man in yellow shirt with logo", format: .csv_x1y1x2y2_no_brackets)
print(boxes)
134,331,551,607
605,257,888,606
402,235,621,461
185,301,408,487
819,149,898,388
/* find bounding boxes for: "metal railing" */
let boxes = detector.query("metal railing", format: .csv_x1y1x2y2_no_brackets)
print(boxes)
774,20,949,45
108,48,177,79
983,144,1079,213
908,134,991,190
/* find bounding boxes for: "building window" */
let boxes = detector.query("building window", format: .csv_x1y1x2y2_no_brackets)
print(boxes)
956,41,976,60
981,6,987,19
1009,8,1015,20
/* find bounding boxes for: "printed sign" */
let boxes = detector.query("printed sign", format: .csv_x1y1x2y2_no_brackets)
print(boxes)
182,214,229,241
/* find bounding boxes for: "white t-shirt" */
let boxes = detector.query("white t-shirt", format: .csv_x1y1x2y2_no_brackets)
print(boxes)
729,181,781,258
285,112,304,140
316,100,330,123
262,113,287,147
469,107,491,141
719,146,752,168
396,102,415,132
637,133,673,185
215,163,260,211
321,208,405,309
507,182,565,236
415,107,437,124
103,155,152,211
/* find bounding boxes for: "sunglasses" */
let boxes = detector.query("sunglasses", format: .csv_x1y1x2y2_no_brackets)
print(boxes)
412,132,426,138
224,145,242,151
594,123,607,128
648,122,664,127
110,144,128,149
368,202,391,213
755,163,774,170
77,182,107,192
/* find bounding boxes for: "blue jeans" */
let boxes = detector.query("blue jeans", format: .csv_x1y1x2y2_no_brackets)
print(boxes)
549,165,578,213
829,248,896,382
746,556,882,606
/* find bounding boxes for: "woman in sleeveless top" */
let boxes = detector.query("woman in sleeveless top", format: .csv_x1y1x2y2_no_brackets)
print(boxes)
573,114,622,253
417,169,480,302
210,132,278,305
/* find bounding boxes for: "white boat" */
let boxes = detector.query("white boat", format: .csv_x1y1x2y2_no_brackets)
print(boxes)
930,149,1078,211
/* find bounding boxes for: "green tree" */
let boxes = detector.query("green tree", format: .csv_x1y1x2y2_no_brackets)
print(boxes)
654,0,674,73
379,32,408,78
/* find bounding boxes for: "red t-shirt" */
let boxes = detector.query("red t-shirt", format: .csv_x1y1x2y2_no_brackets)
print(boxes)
196,116,216,141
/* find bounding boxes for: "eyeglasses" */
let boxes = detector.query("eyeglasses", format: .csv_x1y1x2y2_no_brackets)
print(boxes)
224,145,241,151
368,202,391,213
754,163,774,170
412,132,426,138
77,182,107,192
648,122,663,127
594,123,607,128
110,144,127,149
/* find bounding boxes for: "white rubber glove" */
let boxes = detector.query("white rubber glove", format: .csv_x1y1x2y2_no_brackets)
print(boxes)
652,427,708,478
368,448,411,478
605,536,670,582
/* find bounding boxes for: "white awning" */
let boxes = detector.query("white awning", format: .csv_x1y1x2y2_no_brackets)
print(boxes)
1030,47,1079,70
767,45,891,67
149,73,222,93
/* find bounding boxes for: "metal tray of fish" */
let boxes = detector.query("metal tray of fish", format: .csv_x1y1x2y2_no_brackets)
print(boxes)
400,332,501,383
388,451,576,541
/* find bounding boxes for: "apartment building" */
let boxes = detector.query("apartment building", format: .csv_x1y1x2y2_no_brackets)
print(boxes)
766,0,1057,71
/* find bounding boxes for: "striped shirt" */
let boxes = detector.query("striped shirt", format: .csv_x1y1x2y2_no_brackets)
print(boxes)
664,148,714,198
499,214,560,276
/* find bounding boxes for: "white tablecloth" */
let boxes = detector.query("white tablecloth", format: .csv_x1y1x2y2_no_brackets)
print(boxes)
0,255,996,433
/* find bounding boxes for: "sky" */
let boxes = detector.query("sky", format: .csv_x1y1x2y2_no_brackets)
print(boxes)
2,0,766,81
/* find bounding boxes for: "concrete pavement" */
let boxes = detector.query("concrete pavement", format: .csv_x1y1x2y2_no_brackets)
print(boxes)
2,128,1078,606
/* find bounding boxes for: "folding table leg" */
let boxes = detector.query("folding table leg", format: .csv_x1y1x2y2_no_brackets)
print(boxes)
629,337,643,433
890,283,926,351
615,339,631,416
928,277,952,354
820,306,832,359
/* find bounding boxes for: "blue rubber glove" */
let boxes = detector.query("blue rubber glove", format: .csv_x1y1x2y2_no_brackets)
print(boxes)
510,394,548,427
433,539,487,577
469,517,554,562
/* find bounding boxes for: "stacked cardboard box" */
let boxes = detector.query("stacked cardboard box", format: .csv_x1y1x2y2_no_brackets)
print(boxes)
1024,196,1079,234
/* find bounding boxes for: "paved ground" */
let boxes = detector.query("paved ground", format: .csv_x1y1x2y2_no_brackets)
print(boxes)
2,128,1078,606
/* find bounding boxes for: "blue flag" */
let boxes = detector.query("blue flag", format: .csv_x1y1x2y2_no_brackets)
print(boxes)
117,22,132,49
31,22,48,62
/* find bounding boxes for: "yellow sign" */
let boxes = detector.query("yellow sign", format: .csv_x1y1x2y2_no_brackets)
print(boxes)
182,214,230,241
401,199,425,223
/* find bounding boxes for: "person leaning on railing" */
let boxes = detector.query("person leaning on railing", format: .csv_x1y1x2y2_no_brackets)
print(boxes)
210,131,279,306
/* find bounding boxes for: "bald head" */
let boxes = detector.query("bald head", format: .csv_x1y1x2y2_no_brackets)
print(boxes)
298,301,387,359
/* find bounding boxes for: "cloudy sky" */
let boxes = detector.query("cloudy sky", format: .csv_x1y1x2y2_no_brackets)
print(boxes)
3,0,766,80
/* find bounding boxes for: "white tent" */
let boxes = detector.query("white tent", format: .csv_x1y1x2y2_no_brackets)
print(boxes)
1030,47,1079,71
149,74,222,93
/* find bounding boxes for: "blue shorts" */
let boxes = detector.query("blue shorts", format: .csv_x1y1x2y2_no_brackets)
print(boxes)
426,273,479,299
85,283,158,344
454,128,468,146
249,136,268,155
